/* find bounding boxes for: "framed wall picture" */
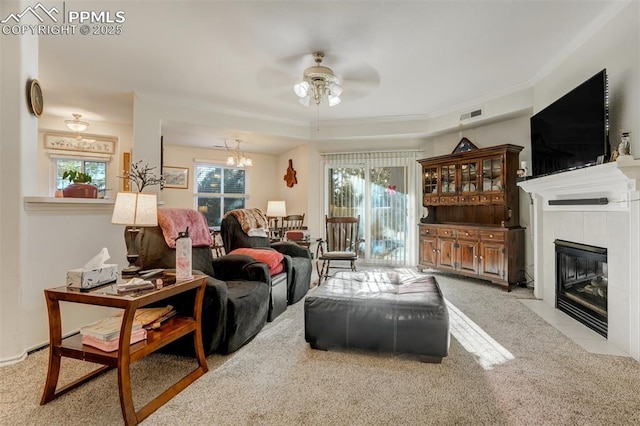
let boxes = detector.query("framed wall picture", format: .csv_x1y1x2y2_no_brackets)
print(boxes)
163,166,189,189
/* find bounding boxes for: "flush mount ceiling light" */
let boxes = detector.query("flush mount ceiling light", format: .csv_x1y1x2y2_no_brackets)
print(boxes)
293,52,343,107
64,113,89,132
224,139,253,167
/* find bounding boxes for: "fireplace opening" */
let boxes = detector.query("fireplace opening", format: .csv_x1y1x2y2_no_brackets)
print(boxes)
554,240,607,337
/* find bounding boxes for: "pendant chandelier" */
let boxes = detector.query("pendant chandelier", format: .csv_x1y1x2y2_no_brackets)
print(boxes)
64,113,89,132
293,52,343,107
224,139,253,167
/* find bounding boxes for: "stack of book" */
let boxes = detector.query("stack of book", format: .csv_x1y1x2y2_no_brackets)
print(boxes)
80,305,176,352
80,316,146,352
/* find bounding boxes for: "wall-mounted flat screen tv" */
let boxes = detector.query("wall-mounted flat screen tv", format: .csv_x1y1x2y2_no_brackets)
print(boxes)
530,69,609,177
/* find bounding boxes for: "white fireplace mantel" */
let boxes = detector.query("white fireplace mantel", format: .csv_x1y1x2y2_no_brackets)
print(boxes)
518,157,640,362
518,157,640,211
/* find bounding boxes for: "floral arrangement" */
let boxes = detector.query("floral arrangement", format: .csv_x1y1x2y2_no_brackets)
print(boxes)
120,160,164,192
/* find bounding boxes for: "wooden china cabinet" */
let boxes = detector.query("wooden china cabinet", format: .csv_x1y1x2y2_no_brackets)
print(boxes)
417,142,525,290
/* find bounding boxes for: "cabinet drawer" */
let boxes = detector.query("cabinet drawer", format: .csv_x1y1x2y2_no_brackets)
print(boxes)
420,226,437,237
457,229,479,240
479,230,505,242
479,194,492,204
492,193,505,203
437,228,455,238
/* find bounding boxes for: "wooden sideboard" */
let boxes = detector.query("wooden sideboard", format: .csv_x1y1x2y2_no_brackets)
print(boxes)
417,144,525,290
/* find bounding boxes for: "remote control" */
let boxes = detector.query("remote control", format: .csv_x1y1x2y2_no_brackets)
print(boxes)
138,268,165,279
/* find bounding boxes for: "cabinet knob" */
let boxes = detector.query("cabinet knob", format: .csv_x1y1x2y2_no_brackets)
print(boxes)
465,232,469,236
432,249,436,253
489,234,494,238
479,256,484,260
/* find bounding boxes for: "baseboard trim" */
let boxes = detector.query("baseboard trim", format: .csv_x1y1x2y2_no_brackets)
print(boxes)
0,350,28,367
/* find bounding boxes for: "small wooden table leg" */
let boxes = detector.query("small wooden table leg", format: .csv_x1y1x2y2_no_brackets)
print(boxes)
117,304,139,425
193,284,208,372
40,293,62,405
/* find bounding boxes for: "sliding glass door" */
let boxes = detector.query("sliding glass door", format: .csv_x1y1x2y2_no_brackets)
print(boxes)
325,152,417,265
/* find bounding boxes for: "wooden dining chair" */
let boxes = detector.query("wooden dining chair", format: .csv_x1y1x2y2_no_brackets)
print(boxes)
282,214,305,230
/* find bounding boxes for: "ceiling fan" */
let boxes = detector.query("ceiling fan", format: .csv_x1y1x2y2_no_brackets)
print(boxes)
257,51,381,105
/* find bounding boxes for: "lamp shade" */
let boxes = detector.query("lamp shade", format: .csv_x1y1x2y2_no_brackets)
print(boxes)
111,192,158,226
266,200,287,217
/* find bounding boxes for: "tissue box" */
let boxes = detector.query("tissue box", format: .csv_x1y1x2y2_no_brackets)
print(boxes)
66,264,118,289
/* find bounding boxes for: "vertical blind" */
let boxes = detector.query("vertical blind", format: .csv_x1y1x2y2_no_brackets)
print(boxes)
321,150,424,265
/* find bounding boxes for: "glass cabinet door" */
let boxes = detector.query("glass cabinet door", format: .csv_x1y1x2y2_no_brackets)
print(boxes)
440,164,456,194
460,161,478,193
482,158,502,191
423,166,438,195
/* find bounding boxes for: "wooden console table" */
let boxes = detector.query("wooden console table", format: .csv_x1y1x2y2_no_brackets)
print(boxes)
40,275,208,425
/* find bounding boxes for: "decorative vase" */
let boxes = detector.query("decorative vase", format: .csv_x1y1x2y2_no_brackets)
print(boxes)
63,183,98,198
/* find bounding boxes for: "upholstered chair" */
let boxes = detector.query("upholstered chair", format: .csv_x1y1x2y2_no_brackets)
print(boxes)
221,211,312,305
126,222,270,355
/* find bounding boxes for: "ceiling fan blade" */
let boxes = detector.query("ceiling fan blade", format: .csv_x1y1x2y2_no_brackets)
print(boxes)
256,67,297,90
274,53,312,68
339,63,381,88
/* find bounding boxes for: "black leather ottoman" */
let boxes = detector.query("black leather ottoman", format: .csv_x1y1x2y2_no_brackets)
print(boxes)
304,270,450,362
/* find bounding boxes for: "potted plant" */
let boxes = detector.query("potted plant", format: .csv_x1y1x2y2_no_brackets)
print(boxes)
62,170,98,198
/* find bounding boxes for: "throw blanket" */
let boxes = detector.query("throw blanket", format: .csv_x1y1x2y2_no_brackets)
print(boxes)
225,208,269,238
157,208,213,248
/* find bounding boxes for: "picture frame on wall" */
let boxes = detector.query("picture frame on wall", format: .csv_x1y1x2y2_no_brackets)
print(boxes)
163,166,189,189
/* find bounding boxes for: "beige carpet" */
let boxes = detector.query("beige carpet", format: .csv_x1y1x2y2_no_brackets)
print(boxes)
2,270,639,425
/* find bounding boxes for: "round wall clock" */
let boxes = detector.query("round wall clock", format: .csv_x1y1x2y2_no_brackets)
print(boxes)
28,79,43,117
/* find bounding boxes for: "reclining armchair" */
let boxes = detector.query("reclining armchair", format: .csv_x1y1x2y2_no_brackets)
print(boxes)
126,212,271,355
221,209,312,305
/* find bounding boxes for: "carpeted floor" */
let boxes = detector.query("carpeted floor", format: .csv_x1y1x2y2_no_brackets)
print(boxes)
2,270,639,425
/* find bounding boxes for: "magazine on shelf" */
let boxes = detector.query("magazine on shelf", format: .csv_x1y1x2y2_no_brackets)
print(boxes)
80,315,143,341
82,328,147,352
80,305,175,341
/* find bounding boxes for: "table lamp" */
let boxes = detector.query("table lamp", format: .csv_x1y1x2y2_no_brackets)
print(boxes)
111,192,158,275
266,200,287,239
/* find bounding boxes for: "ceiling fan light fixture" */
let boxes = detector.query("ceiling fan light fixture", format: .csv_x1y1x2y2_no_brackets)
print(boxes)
64,113,89,132
294,81,309,98
329,82,343,97
293,52,342,108
298,95,311,107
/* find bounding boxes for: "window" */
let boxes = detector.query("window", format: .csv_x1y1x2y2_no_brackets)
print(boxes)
195,163,248,227
55,158,107,193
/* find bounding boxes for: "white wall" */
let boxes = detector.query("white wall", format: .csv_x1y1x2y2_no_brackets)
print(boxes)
0,0,39,363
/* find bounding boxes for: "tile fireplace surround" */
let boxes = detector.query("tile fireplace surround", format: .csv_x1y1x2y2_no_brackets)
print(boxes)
518,157,640,362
